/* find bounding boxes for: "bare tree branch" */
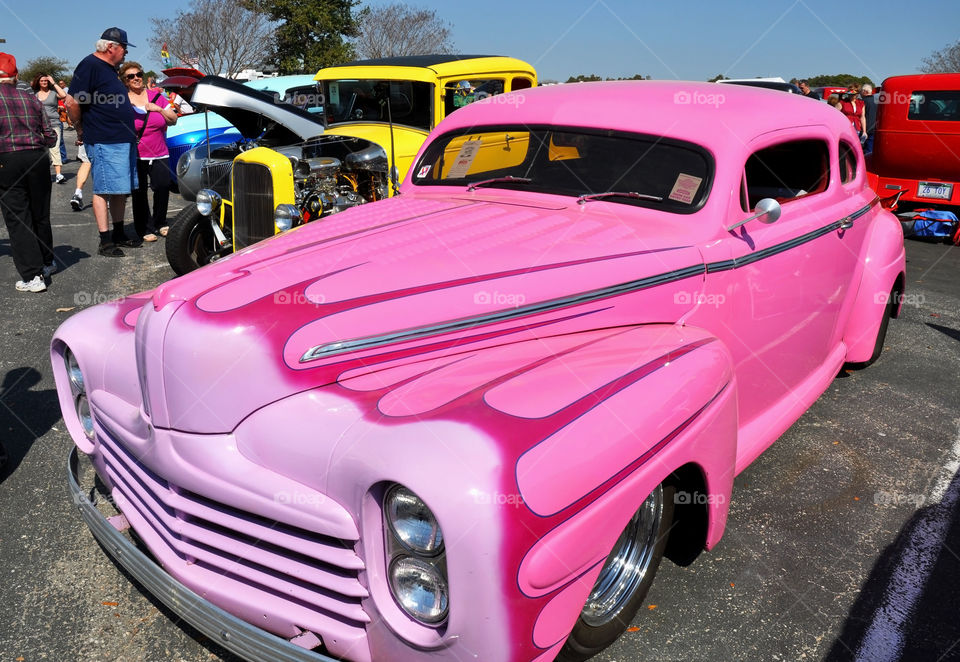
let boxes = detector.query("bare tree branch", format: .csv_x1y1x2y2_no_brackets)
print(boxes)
920,39,960,74
149,0,277,77
354,3,454,59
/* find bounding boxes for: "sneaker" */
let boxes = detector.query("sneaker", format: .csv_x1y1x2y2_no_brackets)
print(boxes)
42,263,58,277
113,237,143,248
70,193,82,211
55,173,65,184
98,243,125,257
15,275,46,292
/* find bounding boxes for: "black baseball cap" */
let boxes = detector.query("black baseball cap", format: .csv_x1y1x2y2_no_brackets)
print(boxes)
101,27,135,48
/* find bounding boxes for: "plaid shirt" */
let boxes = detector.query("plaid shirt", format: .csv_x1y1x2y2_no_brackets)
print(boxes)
0,82,57,154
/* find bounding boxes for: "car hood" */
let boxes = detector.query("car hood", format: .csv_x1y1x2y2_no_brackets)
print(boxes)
190,75,325,143
146,195,706,433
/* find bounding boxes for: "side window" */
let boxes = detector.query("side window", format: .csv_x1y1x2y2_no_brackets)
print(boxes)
511,77,533,91
839,141,858,184
444,78,506,117
743,139,829,209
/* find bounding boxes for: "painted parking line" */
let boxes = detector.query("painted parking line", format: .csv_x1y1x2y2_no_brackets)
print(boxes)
854,427,960,662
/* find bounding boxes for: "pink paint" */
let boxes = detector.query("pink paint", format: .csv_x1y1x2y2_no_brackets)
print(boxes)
52,80,905,661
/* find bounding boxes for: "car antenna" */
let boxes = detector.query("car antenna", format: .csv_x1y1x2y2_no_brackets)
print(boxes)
385,94,399,196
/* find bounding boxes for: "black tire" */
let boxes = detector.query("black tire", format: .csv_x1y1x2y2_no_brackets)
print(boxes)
165,204,222,276
846,288,895,369
557,484,675,662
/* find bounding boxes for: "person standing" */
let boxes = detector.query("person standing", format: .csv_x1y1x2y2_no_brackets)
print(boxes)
121,61,177,241
0,52,58,292
861,83,878,155
840,84,868,145
798,80,821,101
31,74,67,183
64,27,141,257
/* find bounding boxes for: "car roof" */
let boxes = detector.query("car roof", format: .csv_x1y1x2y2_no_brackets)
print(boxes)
881,72,960,92
314,55,536,83
433,80,851,153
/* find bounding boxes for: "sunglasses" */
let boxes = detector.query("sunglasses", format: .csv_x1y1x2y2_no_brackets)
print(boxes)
125,72,144,80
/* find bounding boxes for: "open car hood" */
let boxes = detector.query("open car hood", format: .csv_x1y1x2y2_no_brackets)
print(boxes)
190,76,325,143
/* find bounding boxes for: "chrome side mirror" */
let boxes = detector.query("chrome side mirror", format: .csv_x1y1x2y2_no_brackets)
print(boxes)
726,198,782,231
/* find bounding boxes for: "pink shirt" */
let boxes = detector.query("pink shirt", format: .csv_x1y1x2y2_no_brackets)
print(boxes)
132,91,171,159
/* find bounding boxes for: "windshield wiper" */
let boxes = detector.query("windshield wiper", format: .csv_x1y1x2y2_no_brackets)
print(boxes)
467,176,533,191
577,191,663,205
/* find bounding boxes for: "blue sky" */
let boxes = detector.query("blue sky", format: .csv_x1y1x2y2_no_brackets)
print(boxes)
1,0,957,83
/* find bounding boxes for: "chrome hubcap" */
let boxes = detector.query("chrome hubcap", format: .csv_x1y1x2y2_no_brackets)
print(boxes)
581,485,663,626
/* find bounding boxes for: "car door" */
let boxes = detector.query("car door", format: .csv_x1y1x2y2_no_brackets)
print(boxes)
711,129,869,436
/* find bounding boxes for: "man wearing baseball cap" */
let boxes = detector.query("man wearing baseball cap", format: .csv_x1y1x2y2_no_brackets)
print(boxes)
64,28,140,257
0,52,59,292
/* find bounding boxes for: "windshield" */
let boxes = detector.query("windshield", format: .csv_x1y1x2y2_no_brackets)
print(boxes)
320,79,433,130
412,126,713,213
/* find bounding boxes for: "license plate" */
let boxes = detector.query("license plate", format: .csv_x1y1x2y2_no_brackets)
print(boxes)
917,181,953,200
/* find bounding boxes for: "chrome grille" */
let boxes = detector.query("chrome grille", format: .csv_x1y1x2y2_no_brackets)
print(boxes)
201,160,233,199
233,161,275,249
95,425,370,630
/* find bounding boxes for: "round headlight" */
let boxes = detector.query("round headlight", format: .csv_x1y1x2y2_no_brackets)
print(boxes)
176,149,194,178
65,350,84,393
196,189,221,217
385,485,444,555
77,394,94,439
274,204,301,232
389,556,449,624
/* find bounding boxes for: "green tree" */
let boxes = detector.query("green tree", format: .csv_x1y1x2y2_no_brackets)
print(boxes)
565,74,604,83
708,73,728,83
242,0,363,73
20,56,70,85
802,74,873,88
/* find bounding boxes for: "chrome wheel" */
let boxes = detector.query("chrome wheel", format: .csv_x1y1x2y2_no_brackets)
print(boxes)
581,485,664,626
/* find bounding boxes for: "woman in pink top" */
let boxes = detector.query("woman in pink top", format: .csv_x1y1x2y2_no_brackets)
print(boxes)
122,61,177,241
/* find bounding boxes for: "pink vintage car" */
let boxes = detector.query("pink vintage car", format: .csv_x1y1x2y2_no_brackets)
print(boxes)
53,81,905,662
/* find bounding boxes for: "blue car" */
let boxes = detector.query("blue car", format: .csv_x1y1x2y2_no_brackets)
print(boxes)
165,75,322,188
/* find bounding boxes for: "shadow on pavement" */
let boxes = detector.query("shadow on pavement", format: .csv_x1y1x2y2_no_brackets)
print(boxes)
0,367,60,483
824,468,960,661
927,322,960,344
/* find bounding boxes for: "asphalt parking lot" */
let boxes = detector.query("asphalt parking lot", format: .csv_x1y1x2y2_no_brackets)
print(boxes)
0,140,958,662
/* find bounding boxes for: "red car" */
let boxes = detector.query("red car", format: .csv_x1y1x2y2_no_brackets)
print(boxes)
867,73,960,210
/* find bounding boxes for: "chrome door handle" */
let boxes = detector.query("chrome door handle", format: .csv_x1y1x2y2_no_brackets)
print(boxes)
839,216,853,229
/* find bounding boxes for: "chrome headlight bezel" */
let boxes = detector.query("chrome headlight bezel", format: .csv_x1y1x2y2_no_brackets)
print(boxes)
274,204,301,232
382,484,449,627
388,555,449,624
196,189,222,217
65,349,84,394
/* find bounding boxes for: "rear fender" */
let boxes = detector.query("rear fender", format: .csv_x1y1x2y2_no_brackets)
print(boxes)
844,208,906,363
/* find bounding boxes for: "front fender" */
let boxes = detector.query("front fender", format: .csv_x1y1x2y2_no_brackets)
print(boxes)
844,208,906,363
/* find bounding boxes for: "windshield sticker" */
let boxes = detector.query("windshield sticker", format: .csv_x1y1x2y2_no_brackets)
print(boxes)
417,165,432,178
668,173,703,204
329,83,340,106
446,139,483,179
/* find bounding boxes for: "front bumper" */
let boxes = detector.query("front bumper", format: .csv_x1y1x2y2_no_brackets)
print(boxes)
67,447,339,662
